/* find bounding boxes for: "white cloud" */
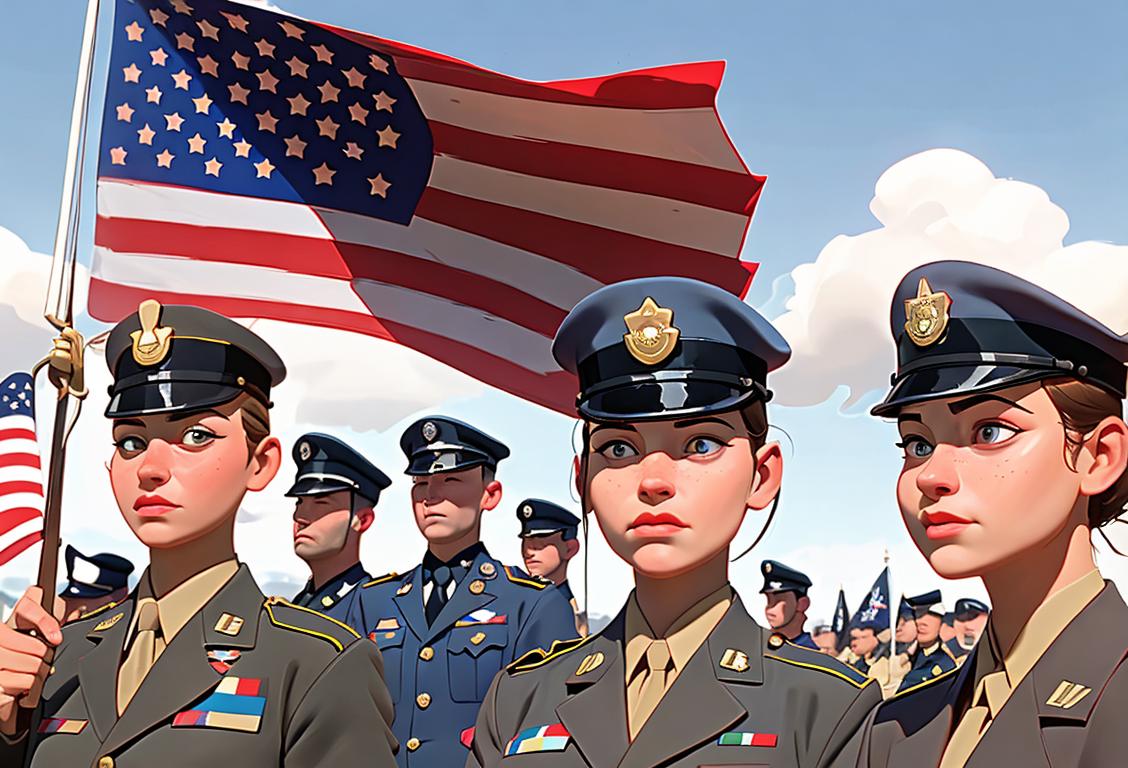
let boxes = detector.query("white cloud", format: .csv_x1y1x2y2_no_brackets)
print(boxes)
769,148,1128,408
231,0,289,13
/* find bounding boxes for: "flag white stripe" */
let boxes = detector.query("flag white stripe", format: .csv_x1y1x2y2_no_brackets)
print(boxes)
0,493,45,514
0,439,40,457
407,78,746,172
0,518,43,550
0,415,35,432
0,466,43,486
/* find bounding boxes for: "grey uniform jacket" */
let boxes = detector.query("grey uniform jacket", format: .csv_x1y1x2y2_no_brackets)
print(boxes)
1,564,397,768
858,581,1128,768
469,593,881,768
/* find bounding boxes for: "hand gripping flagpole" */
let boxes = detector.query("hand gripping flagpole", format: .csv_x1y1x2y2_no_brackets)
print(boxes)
31,0,100,613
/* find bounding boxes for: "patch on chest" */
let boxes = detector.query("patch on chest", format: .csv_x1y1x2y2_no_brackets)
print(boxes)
206,649,242,674
717,731,778,748
37,718,87,735
505,724,571,756
454,608,507,627
172,677,266,733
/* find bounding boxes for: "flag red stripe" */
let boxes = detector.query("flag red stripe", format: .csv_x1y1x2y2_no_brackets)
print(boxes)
429,121,764,215
0,481,43,497
0,429,36,442
0,454,39,469
94,218,568,337
0,508,42,537
416,189,758,297
0,531,42,567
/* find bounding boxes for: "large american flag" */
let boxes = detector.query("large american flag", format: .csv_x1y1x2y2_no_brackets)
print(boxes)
0,373,44,567
92,0,764,412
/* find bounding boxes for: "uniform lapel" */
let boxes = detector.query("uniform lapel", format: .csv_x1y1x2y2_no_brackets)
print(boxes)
77,599,135,741
425,551,498,642
555,615,629,768
393,565,429,641
883,647,973,768
99,565,263,756
617,596,753,768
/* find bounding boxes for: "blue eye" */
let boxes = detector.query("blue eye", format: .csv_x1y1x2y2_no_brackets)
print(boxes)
974,423,1019,445
597,440,638,460
897,436,934,459
686,437,725,456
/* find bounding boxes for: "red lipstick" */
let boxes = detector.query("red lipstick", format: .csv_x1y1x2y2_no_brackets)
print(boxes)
133,494,178,517
629,512,689,537
921,510,972,540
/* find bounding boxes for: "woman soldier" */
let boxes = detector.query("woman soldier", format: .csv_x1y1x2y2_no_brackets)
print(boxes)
860,261,1128,767
469,277,881,768
0,301,397,767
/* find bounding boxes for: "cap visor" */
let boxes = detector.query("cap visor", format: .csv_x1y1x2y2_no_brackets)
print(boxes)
579,380,761,422
285,476,354,498
871,365,1054,417
105,382,246,418
405,452,489,476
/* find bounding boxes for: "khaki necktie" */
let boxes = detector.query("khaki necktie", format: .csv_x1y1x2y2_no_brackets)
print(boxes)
117,599,163,714
939,671,1011,768
628,639,673,740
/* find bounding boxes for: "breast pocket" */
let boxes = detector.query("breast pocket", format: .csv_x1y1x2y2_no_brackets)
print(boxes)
369,625,406,699
447,627,507,703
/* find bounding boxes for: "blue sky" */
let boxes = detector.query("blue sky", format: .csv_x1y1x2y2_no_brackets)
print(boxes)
2,0,1127,619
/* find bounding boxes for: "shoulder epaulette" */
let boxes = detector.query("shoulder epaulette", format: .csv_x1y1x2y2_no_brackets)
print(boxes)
503,565,547,590
263,596,360,652
765,638,874,689
507,634,597,675
361,572,399,589
76,600,120,622
891,665,960,699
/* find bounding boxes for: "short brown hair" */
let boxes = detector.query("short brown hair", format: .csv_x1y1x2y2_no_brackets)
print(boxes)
236,394,271,460
1043,378,1128,529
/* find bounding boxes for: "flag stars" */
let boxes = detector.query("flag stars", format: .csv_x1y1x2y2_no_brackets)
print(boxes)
367,173,391,197
164,112,185,131
115,102,134,122
109,146,127,165
232,51,251,70
315,115,340,139
220,12,249,32
254,38,275,58
343,142,363,160
284,133,307,158
171,0,193,14
317,80,340,103
123,63,142,83
228,82,250,104
286,56,309,78
347,102,369,124
192,93,213,114
137,123,156,145
145,85,162,104
369,54,389,74
342,67,366,89
196,19,220,41
377,125,399,148
312,44,333,64
187,133,207,153
256,110,279,133
256,68,279,93
254,158,276,178
150,47,169,66
150,8,169,27
216,118,237,138
233,139,252,158
156,149,175,167
312,162,335,186
172,69,192,89
373,91,396,113
175,32,195,52
279,20,305,39
286,92,311,116
124,21,144,42
198,55,220,77
204,157,223,177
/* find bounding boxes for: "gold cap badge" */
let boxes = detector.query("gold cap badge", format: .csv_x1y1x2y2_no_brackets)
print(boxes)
130,299,174,366
904,278,951,347
623,297,679,365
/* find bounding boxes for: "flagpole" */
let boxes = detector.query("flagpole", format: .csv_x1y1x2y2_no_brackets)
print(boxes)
34,0,101,612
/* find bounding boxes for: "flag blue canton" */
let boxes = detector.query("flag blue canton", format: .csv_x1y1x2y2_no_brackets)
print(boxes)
99,0,433,223
0,373,35,418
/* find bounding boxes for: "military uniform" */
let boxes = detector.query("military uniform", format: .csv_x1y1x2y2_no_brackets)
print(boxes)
898,592,957,692
516,498,588,637
291,561,370,622
861,260,1128,766
343,417,577,768
760,559,819,650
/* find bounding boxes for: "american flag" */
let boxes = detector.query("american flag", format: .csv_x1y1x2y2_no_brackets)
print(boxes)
92,0,764,413
0,373,44,567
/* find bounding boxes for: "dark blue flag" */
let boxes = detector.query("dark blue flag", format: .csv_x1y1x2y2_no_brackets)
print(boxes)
849,566,890,632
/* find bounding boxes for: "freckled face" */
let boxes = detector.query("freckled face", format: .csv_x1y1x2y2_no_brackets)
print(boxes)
894,383,1083,580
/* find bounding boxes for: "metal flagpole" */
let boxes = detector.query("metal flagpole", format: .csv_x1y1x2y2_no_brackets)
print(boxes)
33,0,101,612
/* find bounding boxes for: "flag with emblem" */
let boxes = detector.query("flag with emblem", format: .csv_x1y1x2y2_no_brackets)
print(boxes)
831,587,850,652
848,566,890,633
0,373,44,567
90,0,764,413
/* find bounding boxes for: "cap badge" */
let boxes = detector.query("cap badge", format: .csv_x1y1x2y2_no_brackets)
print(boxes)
130,299,174,366
522,504,533,519
904,278,951,347
623,297,679,365
298,441,312,461
422,421,438,442
763,562,772,573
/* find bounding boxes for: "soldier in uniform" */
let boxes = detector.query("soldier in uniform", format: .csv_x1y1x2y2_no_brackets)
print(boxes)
469,277,880,768
287,432,391,621
760,559,818,649
0,301,397,767
897,590,958,691
811,622,839,655
859,261,1128,767
848,623,903,699
950,598,988,659
59,545,135,624
344,416,577,768
893,597,917,657
516,498,588,636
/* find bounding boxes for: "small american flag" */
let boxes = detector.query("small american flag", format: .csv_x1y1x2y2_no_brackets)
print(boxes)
0,373,44,567
92,0,764,413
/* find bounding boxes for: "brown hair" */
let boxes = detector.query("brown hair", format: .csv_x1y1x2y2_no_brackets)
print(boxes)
235,394,271,460
1043,378,1128,529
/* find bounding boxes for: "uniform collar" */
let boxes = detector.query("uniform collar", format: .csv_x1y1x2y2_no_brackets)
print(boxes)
422,542,486,577
624,584,733,682
126,559,238,647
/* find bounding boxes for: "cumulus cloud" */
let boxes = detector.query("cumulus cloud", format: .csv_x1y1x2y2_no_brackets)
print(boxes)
769,149,1128,408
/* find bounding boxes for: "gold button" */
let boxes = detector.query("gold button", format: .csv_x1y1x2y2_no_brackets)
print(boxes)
99,758,115,768
406,738,421,752
416,692,431,709
49,665,56,675
419,646,434,661
469,579,485,595
321,595,334,608
768,633,784,649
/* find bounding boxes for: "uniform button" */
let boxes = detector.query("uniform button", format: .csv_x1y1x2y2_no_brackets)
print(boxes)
419,646,434,661
768,633,784,649
98,758,115,768
406,737,421,752
416,692,431,709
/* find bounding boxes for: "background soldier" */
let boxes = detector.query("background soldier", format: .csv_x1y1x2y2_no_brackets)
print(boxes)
516,498,588,636
898,590,958,691
58,544,134,623
760,559,818,648
950,597,988,658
